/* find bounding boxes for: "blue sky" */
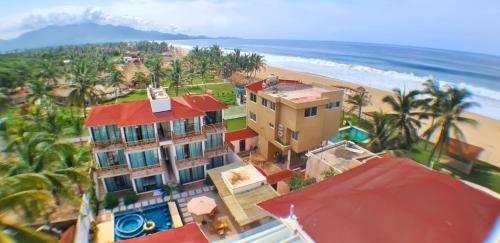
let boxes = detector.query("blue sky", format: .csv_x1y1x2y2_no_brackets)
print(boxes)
1,0,500,55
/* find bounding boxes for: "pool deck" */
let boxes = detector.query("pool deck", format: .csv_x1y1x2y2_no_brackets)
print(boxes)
96,184,243,242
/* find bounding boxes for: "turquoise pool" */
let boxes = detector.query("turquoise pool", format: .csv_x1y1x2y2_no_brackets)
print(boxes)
330,126,369,143
114,203,172,241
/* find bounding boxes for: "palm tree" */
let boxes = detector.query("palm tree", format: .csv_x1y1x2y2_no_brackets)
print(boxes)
36,58,61,86
0,174,58,243
0,88,9,113
425,87,477,167
27,79,53,104
108,70,125,100
366,111,398,152
382,88,427,148
421,79,445,149
4,132,82,205
196,58,209,91
168,59,188,96
346,88,369,121
132,72,149,89
146,56,164,87
250,53,265,77
69,60,100,117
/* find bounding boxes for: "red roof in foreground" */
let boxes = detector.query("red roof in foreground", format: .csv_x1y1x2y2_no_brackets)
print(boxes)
246,79,302,92
225,128,258,142
119,224,208,243
259,157,500,243
85,94,226,127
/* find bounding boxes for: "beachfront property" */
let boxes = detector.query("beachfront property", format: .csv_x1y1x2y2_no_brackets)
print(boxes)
245,75,344,169
85,86,228,197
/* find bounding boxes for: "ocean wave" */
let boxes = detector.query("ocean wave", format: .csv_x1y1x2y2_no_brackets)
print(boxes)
171,43,500,120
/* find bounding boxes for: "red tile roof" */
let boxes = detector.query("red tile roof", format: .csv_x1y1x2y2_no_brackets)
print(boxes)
266,169,293,185
119,224,208,243
259,157,500,243
447,138,484,161
225,128,258,142
246,79,302,92
85,94,226,127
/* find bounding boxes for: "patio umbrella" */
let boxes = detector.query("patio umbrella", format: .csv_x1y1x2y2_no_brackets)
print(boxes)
187,196,217,222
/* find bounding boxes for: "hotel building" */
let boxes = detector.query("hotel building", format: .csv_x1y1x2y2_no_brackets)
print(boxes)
245,76,344,168
85,87,228,196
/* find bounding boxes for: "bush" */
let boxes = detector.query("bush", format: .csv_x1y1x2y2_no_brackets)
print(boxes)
103,192,119,209
123,191,139,205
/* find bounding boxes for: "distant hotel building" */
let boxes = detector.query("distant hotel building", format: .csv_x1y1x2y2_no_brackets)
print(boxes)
245,76,344,169
85,87,228,196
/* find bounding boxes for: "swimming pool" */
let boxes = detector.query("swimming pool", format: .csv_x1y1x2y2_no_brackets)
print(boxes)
330,126,369,143
114,203,173,241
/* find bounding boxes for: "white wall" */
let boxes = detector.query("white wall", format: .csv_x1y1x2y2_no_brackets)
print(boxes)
73,194,95,243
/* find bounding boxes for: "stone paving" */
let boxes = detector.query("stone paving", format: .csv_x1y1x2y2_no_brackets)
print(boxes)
98,185,216,225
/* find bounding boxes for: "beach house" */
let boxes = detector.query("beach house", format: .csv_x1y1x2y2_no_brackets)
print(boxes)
245,75,344,169
85,86,228,198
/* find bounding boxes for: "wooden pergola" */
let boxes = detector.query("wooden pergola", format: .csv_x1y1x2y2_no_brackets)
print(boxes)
207,162,278,229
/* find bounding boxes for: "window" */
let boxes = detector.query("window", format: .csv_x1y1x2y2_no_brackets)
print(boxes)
269,123,274,129
250,93,257,102
97,149,126,168
205,133,223,150
104,175,132,192
175,142,202,160
292,131,299,140
207,156,224,169
128,149,159,169
261,98,268,107
304,107,318,117
134,174,162,193
326,101,340,109
269,101,276,111
250,112,257,122
179,166,205,184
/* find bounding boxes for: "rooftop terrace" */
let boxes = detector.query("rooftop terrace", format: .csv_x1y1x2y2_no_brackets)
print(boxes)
307,141,378,174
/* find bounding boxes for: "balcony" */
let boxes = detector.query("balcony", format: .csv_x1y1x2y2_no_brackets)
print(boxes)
99,164,129,178
273,138,291,151
125,138,158,151
172,126,205,144
203,122,225,134
176,156,207,170
158,131,172,142
91,139,124,151
130,163,166,178
204,142,230,158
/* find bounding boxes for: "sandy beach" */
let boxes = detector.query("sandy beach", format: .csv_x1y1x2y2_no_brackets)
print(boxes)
255,66,500,167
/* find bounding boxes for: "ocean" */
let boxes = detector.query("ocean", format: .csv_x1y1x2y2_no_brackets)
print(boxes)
169,39,500,120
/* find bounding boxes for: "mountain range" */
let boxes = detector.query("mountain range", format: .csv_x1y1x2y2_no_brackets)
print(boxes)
0,23,210,52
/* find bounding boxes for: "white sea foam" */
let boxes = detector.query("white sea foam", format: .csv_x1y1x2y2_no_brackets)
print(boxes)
171,43,500,120
262,53,500,120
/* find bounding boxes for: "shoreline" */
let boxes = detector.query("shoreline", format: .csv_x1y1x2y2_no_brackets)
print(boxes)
255,65,500,167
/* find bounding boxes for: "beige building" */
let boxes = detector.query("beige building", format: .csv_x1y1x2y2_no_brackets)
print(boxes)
245,76,343,169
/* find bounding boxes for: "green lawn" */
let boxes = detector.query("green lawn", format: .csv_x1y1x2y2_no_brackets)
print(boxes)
225,117,247,132
105,83,236,106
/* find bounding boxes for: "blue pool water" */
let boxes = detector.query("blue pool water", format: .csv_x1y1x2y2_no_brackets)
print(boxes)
114,203,173,241
330,127,369,143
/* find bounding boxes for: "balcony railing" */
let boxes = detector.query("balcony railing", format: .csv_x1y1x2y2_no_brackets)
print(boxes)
130,163,161,171
98,164,128,177
91,139,123,149
204,143,229,158
203,122,225,134
125,138,158,150
100,164,127,171
172,125,205,143
274,138,291,151
176,156,207,170
130,163,165,178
